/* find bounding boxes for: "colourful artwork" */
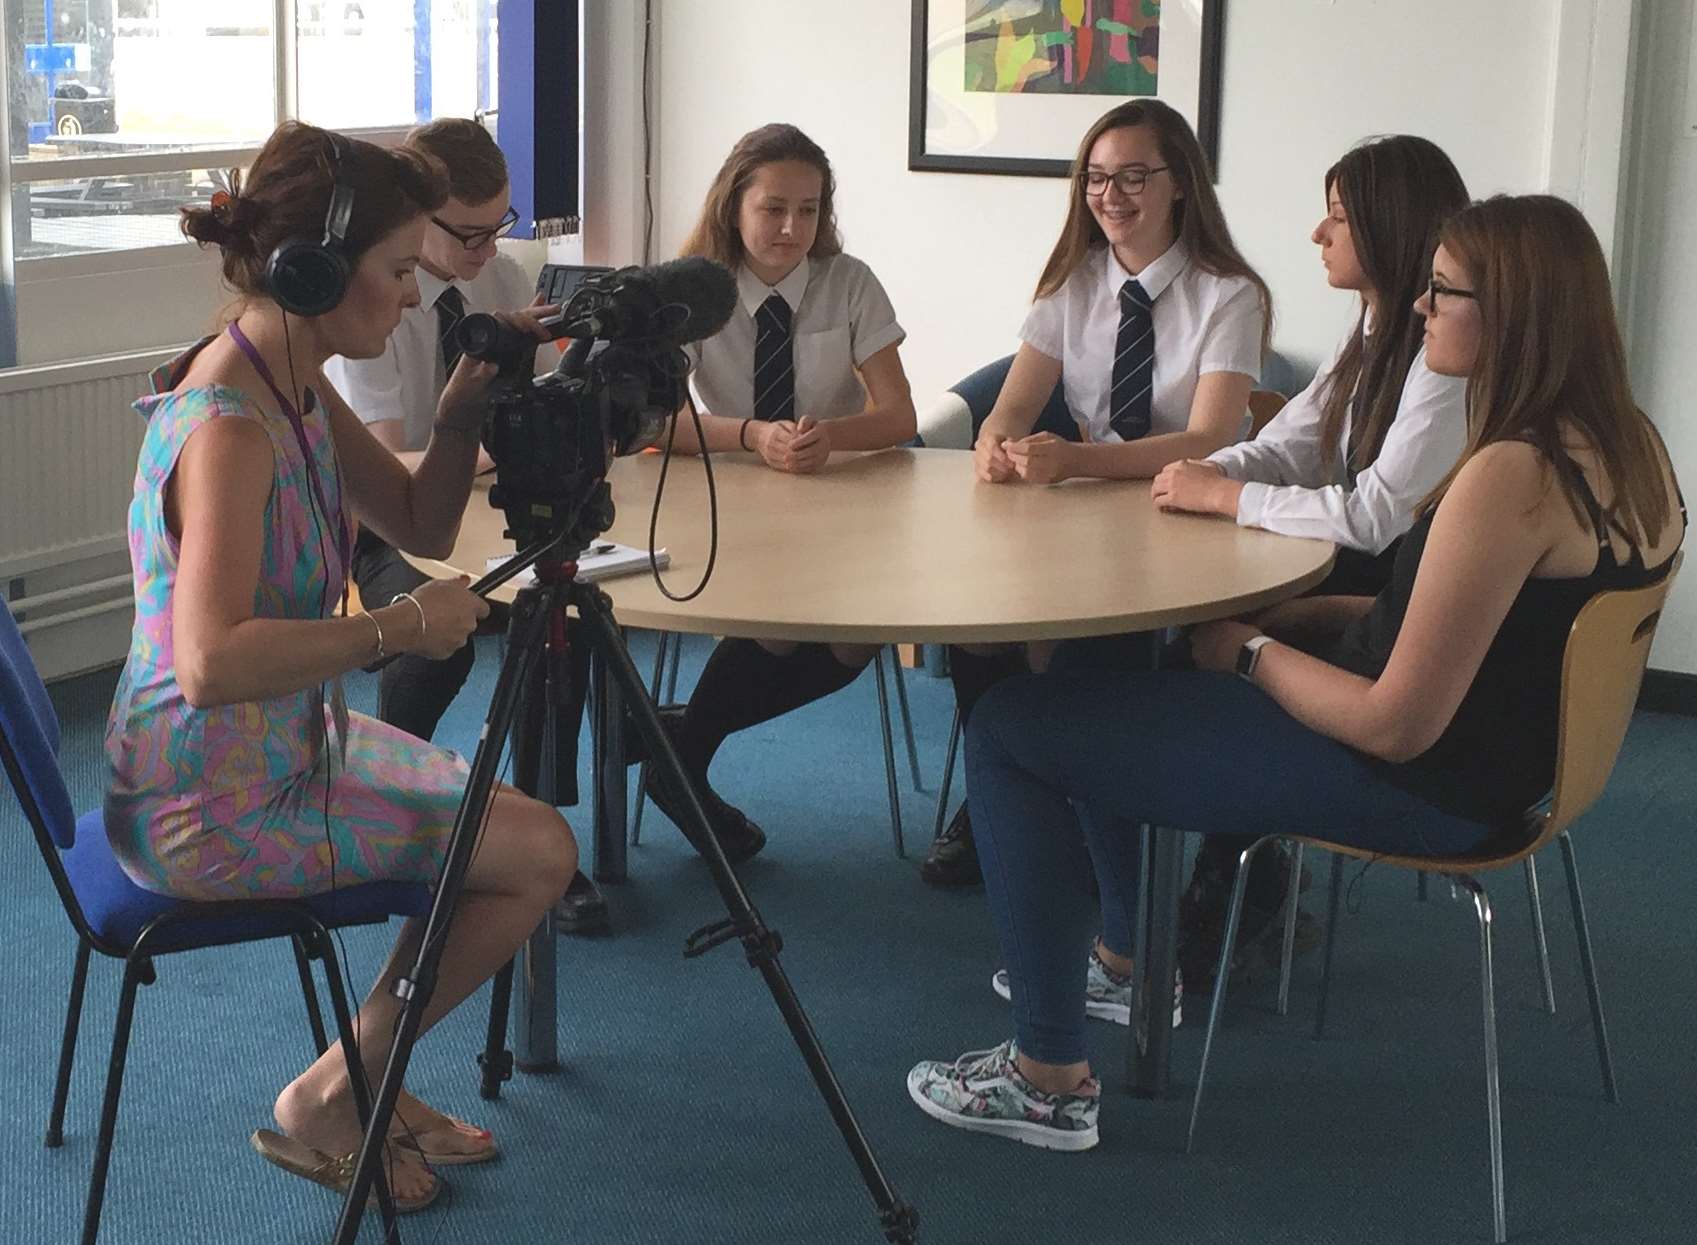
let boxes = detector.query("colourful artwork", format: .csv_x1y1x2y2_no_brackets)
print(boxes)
964,0,1160,96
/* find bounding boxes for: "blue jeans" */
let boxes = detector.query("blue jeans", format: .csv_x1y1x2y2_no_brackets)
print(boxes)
965,670,1497,1064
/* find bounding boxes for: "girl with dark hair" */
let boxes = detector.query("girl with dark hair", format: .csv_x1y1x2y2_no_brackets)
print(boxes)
640,123,917,861
1150,134,1471,988
1153,134,1470,591
925,99,1269,891
104,122,575,1209
907,194,1683,1152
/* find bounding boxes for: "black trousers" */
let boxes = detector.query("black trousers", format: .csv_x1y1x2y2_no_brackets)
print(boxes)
351,526,476,742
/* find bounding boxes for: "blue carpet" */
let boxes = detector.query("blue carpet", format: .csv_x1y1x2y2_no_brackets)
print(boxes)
4,631,1696,1244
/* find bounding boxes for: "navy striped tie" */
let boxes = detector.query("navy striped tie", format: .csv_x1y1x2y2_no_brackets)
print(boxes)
1108,278,1154,441
436,283,467,380
752,294,795,424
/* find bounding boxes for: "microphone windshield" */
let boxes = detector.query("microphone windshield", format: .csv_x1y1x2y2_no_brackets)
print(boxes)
649,256,738,345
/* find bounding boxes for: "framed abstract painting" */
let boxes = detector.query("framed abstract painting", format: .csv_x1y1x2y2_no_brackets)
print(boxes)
908,0,1226,179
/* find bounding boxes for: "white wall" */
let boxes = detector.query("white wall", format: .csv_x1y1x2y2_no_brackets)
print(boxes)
649,0,1568,402
1624,0,1697,673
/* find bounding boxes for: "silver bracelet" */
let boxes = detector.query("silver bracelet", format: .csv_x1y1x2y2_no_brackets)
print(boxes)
390,590,427,639
357,608,385,660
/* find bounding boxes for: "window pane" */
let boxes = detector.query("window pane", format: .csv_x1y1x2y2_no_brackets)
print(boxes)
6,0,277,258
7,1,277,160
296,0,498,130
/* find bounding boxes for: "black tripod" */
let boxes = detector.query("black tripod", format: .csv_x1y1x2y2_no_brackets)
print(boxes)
330,531,919,1245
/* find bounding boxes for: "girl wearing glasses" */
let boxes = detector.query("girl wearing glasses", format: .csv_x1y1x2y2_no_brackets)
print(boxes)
638,123,917,864
925,100,1268,890
1147,135,1470,992
908,194,1684,1152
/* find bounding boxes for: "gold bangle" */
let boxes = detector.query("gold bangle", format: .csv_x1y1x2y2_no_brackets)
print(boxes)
357,608,384,659
389,590,427,639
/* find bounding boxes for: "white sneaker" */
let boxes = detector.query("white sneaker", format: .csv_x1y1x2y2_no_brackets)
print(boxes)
992,948,1182,1028
907,1038,1100,1152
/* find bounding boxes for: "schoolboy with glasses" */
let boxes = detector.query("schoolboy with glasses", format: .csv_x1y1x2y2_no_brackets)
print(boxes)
322,118,610,930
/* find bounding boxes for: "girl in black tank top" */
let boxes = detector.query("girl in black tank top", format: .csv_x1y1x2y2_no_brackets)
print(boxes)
1326,449,1684,827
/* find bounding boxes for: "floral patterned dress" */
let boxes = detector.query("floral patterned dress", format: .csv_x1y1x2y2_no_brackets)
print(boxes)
104,337,470,900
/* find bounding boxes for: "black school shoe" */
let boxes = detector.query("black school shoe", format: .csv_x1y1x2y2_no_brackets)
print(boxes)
642,765,767,864
921,802,982,887
1177,840,1316,990
554,870,610,935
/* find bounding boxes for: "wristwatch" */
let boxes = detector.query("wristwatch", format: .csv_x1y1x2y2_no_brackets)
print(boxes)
1235,635,1276,681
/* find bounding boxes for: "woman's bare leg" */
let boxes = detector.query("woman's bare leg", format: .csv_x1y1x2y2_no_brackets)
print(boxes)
273,786,575,1191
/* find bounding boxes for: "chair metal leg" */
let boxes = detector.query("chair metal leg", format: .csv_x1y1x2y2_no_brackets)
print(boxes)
1188,835,1280,1152
630,630,674,848
664,631,683,701
290,934,331,1057
1314,853,1345,1040
310,930,399,1234
872,653,905,857
1524,855,1556,1016
888,650,923,792
1276,841,1304,1017
1454,875,1507,1245
479,960,517,1100
930,707,962,844
81,956,151,1245
47,937,92,1148
1558,833,1618,1103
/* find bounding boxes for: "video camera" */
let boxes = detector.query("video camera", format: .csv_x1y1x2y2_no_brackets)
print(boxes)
454,256,738,552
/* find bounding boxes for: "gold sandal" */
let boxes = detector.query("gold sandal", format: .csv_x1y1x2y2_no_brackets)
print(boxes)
250,1129,440,1213
391,1115,499,1167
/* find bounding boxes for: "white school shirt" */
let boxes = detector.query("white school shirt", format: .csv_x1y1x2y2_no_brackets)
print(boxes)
1018,241,1263,444
323,253,536,452
683,253,905,422
1205,318,1468,555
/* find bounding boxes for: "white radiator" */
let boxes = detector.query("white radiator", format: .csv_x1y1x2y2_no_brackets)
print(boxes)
1,347,178,679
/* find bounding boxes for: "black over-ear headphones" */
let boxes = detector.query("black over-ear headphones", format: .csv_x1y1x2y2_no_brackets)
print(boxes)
265,131,356,317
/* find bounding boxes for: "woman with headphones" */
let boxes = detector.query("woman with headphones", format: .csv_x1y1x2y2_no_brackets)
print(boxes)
103,122,573,1210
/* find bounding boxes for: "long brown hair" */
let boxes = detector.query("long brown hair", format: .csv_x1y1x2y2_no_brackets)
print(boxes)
1317,135,1469,473
180,122,447,300
1034,99,1271,354
1427,195,1672,546
679,123,843,267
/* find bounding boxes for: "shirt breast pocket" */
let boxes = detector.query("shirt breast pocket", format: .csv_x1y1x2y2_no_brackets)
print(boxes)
793,326,860,419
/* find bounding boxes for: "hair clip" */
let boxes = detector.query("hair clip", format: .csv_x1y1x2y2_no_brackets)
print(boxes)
210,189,234,216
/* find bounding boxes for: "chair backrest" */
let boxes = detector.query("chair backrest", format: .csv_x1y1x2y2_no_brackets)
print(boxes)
0,599,80,851
1247,390,1287,439
1538,551,1682,843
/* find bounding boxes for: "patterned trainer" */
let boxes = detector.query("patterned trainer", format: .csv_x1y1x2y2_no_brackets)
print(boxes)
992,947,1183,1028
906,1039,1100,1152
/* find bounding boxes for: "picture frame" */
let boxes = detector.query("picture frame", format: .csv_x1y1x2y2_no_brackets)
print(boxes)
908,0,1226,180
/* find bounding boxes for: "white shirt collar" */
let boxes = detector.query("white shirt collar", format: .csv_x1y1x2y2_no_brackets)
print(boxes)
1106,239,1188,300
738,256,811,318
417,266,454,312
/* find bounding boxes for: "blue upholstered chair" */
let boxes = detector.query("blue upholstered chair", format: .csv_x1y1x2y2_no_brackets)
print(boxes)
0,599,432,1244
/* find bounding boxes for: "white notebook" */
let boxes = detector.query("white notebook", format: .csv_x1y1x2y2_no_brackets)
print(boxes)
485,542,669,585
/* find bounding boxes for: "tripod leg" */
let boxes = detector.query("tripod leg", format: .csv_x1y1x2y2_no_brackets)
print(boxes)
332,585,554,1245
568,584,918,1244
479,962,516,1098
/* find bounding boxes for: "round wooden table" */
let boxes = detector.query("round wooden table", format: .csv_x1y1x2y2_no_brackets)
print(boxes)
418,447,1334,1092
431,447,1337,643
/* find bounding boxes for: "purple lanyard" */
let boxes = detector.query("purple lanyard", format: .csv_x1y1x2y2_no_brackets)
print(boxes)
226,322,351,601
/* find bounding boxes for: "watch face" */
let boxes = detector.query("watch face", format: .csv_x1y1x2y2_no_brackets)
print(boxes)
1235,642,1256,678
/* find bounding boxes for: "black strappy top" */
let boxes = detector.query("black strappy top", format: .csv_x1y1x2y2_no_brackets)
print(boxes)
1322,449,1685,830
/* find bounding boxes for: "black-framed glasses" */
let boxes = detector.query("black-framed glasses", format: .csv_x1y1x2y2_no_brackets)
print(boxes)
1079,166,1169,197
1427,276,1478,308
431,206,519,250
